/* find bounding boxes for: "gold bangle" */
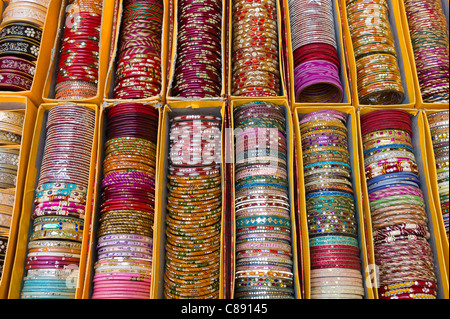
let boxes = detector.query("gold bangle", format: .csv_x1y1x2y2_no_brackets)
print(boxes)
9,0,51,9
1,2,48,28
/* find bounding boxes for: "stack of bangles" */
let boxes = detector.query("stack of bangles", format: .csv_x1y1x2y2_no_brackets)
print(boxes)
233,101,295,299
404,0,449,103
0,0,49,91
288,0,343,103
0,110,24,188
346,0,404,105
361,109,438,299
427,111,449,239
231,0,280,97
55,0,103,100
0,189,15,281
0,110,24,283
171,0,222,98
91,103,158,299
113,0,163,99
299,110,364,299
163,113,222,299
20,104,95,299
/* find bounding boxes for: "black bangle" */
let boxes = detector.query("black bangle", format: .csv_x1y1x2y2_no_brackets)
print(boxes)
0,36,40,61
0,22,42,43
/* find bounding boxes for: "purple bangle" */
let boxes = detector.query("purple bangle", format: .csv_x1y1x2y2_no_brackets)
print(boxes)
294,60,343,103
369,186,424,201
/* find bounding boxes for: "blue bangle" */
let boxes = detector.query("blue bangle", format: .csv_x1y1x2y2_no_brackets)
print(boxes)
368,181,420,194
235,182,288,191
363,143,414,156
366,171,420,187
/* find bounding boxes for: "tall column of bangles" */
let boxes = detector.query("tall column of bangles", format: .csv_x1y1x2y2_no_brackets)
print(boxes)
0,110,25,283
231,0,281,97
346,0,404,105
90,103,158,299
55,0,103,100
288,0,343,103
299,110,364,299
113,0,163,99
361,109,438,299
172,0,222,98
427,110,449,239
233,101,295,299
19,104,95,299
403,0,449,103
0,0,49,91
163,113,222,299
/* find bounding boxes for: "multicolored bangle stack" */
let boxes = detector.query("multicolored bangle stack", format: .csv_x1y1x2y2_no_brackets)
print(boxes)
164,114,222,299
299,110,364,299
231,0,280,97
233,101,295,299
113,0,163,99
0,189,15,281
289,0,343,103
171,0,222,98
346,0,404,105
0,110,24,283
20,104,95,299
404,0,449,103
361,109,437,299
55,0,103,100
427,110,449,239
91,103,158,299
0,0,49,91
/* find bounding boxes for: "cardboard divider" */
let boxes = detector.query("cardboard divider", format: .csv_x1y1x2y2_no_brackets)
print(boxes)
152,101,226,299
283,0,352,108
356,106,449,299
340,0,416,109
421,109,449,275
397,0,449,109
228,99,302,299
0,0,63,105
293,105,372,299
81,100,162,299
7,102,99,299
228,0,288,102
41,0,114,105
0,96,37,298
103,0,169,105
166,0,226,102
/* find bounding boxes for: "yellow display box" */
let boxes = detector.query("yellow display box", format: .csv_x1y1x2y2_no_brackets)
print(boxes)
0,96,37,299
397,0,449,110
41,0,114,105
228,0,288,102
421,109,449,274
152,101,226,299
7,102,99,299
0,0,63,105
283,0,352,108
356,106,449,299
293,105,372,299
340,0,416,109
81,100,162,299
229,98,302,299
166,0,226,103
103,0,170,105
